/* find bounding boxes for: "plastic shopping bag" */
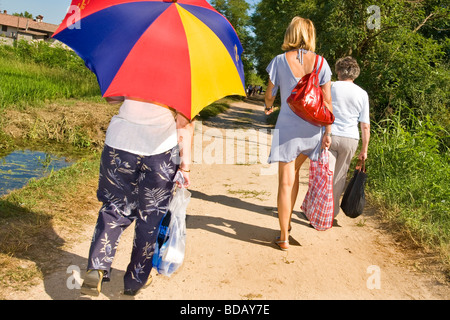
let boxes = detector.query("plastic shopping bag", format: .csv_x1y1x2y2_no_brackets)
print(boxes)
153,173,191,276
301,148,334,231
340,160,367,218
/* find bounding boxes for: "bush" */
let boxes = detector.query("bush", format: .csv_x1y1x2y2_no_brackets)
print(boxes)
4,40,89,73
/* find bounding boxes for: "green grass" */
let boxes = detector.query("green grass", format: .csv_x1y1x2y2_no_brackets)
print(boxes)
0,155,100,294
0,57,99,108
197,101,230,120
367,110,449,258
0,41,100,110
0,41,110,155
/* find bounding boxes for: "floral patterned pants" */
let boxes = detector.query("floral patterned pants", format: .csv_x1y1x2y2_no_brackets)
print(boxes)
87,144,179,292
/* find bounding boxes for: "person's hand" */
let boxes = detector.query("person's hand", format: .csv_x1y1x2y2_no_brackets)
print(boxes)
358,151,367,162
322,134,331,149
264,105,274,115
177,168,190,188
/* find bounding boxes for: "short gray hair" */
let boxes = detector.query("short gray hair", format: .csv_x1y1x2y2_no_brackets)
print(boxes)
335,56,360,80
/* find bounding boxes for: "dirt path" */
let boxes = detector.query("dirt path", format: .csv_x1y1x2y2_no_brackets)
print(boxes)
6,96,449,300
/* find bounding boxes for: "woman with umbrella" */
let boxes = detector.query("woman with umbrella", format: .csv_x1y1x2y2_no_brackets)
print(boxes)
80,96,194,296
53,0,246,296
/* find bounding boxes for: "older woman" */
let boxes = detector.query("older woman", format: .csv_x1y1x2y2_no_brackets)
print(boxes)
264,17,333,250
80,96,194,296
329,56,370,218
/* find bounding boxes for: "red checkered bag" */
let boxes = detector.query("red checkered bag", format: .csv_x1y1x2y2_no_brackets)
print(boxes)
301,148,334,231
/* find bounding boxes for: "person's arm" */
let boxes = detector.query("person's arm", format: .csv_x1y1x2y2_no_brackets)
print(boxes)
321,81,332,149
105,96,124,104
358,122,370,161
264,80,276,115
176,112,195,188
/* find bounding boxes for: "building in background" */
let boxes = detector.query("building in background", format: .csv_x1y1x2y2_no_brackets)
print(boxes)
0,10,58,42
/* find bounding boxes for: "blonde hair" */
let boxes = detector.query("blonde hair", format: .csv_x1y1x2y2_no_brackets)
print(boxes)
281,17,316,52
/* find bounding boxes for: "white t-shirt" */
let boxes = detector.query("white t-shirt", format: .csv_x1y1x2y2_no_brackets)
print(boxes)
105,99,177,156
331,81,370,140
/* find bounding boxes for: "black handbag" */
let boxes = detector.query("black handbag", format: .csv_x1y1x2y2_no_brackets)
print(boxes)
340,160,367,218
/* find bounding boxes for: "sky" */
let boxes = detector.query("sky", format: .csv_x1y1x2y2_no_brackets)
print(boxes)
0,0,260,26
0,0,70,25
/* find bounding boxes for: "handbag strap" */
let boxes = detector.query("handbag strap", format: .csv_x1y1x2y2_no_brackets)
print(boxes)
312,54,324,87
291,53,324,89
314,54,324,74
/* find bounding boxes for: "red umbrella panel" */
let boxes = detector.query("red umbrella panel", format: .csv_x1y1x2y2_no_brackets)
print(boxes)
53,0,246,119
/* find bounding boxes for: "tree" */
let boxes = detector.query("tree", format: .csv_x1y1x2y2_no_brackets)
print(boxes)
12,11,33,19
210,0,255,83
251,0,449,129
251,0,300,77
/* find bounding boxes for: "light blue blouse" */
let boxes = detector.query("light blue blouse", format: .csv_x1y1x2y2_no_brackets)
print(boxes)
266,51,332,162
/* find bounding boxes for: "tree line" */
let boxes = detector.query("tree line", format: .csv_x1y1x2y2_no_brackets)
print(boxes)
212,0,449,147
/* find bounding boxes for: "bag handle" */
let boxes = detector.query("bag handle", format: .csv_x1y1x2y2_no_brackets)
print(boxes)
291,54,324,90
312,54,324,87
318,147,330,165
314,54,324,74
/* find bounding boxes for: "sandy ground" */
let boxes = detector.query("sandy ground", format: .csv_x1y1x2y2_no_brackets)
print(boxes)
5,96,449,301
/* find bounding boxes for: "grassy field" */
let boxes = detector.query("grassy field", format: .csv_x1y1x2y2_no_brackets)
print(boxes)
0,41,100,110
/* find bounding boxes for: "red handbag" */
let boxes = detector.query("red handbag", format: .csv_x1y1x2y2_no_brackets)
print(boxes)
286,54,335,127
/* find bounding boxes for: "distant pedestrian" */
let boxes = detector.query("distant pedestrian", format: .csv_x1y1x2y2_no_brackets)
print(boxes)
247,84,253,97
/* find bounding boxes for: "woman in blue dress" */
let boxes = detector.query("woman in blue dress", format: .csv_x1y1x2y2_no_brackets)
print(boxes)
264,17,333,250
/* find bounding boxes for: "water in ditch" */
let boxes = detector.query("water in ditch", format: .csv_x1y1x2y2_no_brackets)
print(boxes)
0,149,74,197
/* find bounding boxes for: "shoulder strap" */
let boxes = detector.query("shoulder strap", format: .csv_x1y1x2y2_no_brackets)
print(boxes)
313,54,319,70
315,54,324,74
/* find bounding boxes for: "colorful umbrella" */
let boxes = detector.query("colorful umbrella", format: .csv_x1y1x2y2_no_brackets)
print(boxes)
53,0,246,119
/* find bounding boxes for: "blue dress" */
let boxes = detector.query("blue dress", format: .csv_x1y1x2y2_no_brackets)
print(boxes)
266,51,332,163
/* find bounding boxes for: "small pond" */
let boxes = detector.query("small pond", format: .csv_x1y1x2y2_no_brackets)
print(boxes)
0,149,74,197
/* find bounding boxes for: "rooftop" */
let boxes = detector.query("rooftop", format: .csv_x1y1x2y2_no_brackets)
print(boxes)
0,11,58,34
